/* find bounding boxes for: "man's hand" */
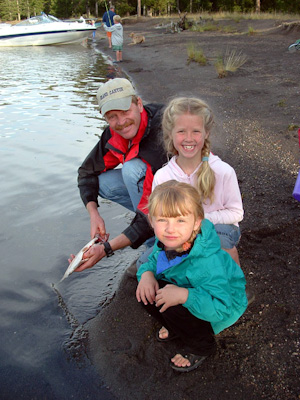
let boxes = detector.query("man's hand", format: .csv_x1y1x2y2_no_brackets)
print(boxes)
136,271,159,305
86,202,107,239
68,243,106,272
155,285,189,313
90,213,107,240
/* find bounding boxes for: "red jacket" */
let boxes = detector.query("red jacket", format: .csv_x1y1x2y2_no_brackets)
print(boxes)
78,103,167,248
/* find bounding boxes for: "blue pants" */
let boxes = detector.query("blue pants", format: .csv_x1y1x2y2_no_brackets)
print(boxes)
98,158,155,248
98,158,147,212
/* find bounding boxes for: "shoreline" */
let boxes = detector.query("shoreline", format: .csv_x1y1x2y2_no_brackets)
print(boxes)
87,18,300,400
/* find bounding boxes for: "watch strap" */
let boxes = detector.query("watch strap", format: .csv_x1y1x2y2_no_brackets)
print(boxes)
103,241,114,257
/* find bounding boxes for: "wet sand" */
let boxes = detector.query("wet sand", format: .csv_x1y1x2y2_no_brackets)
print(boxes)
86,17,300,400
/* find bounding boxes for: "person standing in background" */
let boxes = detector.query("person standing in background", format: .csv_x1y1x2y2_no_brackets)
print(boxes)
102,5,116,48
103,15,123,63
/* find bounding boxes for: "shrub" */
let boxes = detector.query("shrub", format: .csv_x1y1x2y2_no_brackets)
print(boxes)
248,25,257,35
187,43,207,65
222,25,237,33
190,21,219,32
214,48,247,78
224,48,248,72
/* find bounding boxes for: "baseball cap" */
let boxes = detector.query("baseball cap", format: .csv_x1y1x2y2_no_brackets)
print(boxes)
96,78,137,116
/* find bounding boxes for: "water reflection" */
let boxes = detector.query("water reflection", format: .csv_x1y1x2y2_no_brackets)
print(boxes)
0,42,131,399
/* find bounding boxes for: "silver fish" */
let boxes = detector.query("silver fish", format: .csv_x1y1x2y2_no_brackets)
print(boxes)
60,237,99,282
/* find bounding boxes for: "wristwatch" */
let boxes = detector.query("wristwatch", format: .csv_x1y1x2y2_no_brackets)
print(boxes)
102,241,114,257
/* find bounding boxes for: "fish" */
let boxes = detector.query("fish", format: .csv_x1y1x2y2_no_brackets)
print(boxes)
60,237,99,282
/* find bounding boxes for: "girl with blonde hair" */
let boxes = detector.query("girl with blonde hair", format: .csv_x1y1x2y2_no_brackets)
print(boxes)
153,96,244,265
136,180,247,372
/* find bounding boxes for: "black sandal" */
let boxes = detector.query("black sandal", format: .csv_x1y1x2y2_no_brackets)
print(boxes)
171,353,207,372
156,327,179,342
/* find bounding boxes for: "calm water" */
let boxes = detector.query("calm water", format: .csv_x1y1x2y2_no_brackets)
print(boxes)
0,40,140,399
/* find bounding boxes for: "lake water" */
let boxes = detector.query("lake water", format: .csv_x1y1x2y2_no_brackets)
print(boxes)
0,40,141,399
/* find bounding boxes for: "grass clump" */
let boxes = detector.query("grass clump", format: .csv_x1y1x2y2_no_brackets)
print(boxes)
278,99,287,107
190,21,219,32
215,55,227,78
287,124,298,131
187,43,207,65
214,48,247,78
248,25,257,35
188,11,300,22
222,25,237,33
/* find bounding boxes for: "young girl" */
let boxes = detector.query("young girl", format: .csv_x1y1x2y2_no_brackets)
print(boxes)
103,15,123,62
136,180,247,372
152,96,244,266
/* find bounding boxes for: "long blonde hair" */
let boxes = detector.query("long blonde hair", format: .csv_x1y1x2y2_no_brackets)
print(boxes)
148,180,204,252
162,97,216,203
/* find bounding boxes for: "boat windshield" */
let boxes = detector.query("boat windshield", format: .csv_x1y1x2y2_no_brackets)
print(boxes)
15,13,61,26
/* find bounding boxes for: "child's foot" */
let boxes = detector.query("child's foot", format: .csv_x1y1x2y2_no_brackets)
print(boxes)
156,326,179,342
158,326,168,340
171,353,207,372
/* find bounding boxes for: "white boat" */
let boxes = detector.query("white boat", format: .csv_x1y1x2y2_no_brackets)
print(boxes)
0,13,97,47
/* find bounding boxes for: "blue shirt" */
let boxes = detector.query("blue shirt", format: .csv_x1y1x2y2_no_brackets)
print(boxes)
103,10,115,26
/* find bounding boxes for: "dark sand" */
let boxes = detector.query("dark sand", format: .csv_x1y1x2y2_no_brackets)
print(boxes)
85,17,300,400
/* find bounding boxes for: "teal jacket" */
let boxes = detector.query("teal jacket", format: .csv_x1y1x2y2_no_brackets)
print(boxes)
137,219,247,334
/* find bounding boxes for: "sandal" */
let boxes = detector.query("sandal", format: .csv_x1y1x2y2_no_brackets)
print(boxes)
156,327,179,342
171,353,207,372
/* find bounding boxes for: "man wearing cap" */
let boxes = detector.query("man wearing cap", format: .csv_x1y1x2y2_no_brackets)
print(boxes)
75,78,167,271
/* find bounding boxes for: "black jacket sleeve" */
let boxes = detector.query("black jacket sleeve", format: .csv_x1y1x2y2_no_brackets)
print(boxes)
122,210,154,249
77,127,111,206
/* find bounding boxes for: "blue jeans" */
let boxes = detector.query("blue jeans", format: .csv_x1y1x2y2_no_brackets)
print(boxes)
98,158,155,248
98,158,147,212
214,224,241,249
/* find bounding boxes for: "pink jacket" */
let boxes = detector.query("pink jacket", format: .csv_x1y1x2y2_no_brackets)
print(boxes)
152,154,244,226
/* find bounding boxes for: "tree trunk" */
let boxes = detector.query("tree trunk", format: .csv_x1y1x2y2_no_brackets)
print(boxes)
86,0,90,17
137,0,141,17
16,0,21,20
256,0,260,13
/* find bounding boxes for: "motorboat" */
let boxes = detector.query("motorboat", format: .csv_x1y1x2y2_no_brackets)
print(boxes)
0,13,97,47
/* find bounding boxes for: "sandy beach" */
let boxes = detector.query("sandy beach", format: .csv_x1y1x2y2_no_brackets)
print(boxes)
86,16,300,400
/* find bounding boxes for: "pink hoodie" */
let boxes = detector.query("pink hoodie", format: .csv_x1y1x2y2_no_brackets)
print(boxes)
152,154,244,226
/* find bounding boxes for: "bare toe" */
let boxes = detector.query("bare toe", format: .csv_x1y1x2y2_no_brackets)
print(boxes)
158,326,169,340
171,354,191,368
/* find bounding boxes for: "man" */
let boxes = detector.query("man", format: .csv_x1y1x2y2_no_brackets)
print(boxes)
75,78,167,271
102,5,115,48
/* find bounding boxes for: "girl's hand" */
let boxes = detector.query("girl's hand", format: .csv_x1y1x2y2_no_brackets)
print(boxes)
155,285,189,313
136,271,159,305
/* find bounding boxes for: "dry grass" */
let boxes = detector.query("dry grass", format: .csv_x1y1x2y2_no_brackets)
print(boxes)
187,43,207,65
215,48,248,77
190,21,219,32
183,11,300,22
248,25,257,35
